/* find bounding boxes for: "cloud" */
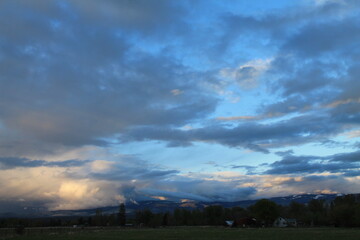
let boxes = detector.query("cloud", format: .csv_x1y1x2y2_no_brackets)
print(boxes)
259,4,360,117
0,148,358,211
0,157,89,170
278,174,359,195
329,150,360,163
1,0,358,156
0,0,217,154
0,0,360,212
140,188,212,202
216,116,258,121
143,178,257,202
120,113,347,153
215,0,359,56
0,152,258,210
219,58,272,88
345,129,360,138
71,0,188,36
0,153,180,210
265,150,360,175
282,16,360,58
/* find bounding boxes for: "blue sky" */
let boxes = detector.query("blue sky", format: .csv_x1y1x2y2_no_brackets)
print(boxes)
0,0,360,211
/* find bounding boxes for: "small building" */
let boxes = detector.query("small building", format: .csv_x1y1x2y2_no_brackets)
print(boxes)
235,217,257,227
225,220,234,227
273,217,297,227
273,217,287,227
286,218,297,227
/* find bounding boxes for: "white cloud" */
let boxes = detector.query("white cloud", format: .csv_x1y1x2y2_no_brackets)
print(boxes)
91,160,114,172
216,116,257,121
344,129,360,138
171,89,183,96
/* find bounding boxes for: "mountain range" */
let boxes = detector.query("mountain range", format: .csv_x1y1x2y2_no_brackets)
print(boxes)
0,193,347,218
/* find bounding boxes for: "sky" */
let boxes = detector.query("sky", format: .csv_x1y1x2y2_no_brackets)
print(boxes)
0,0,360,212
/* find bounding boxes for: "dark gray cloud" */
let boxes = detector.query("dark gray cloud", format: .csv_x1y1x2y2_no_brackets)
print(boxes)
0,0,217,153
71,0,189,37
0,0,188,38
279,174,357,195
283,17,360,58
0,157,88,169
213,0,360,127
266,158,359,175
120,113,343,152
216,0,360,56
342,170,360,177
91,168,179,182
330,150,360,163
260,9,360,118
1,0,359,156
265,150,360,175
112,2,360,152
0,0,360,211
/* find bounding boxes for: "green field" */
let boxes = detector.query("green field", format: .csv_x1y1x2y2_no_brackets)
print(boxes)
3,227,360,240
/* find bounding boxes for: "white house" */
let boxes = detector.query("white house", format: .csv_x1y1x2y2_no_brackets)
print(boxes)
273,217,288,227
273,217,297,227
225,220,234,227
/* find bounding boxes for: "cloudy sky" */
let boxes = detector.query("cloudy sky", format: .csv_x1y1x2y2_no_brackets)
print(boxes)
1,0,360,212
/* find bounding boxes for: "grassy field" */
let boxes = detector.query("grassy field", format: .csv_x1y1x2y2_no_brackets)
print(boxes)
3,227,360,240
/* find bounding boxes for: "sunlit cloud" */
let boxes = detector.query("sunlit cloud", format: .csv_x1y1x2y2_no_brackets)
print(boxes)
216,116,258,121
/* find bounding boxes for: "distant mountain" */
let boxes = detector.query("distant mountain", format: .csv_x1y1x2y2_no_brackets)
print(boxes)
0,193,350,218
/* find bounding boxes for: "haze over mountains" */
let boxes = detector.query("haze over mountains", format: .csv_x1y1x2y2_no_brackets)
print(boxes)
0,193,345,218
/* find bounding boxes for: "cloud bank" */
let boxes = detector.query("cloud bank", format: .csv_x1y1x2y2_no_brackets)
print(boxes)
0,0,359,211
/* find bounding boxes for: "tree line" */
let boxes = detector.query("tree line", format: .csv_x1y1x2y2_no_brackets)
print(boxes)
1,194,360,228
134,194,360,227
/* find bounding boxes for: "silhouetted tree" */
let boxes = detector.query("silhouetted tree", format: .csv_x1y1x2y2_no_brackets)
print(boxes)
204,205,224,225
162,212,169,226
331,195,358,227
308,199,328,226
118,203,126,226
94,208,104,226
135,209,153,226
249,199,279,226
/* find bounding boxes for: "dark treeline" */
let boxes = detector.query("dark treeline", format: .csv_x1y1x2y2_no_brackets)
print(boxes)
1,194,360,228
134,194,360,228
